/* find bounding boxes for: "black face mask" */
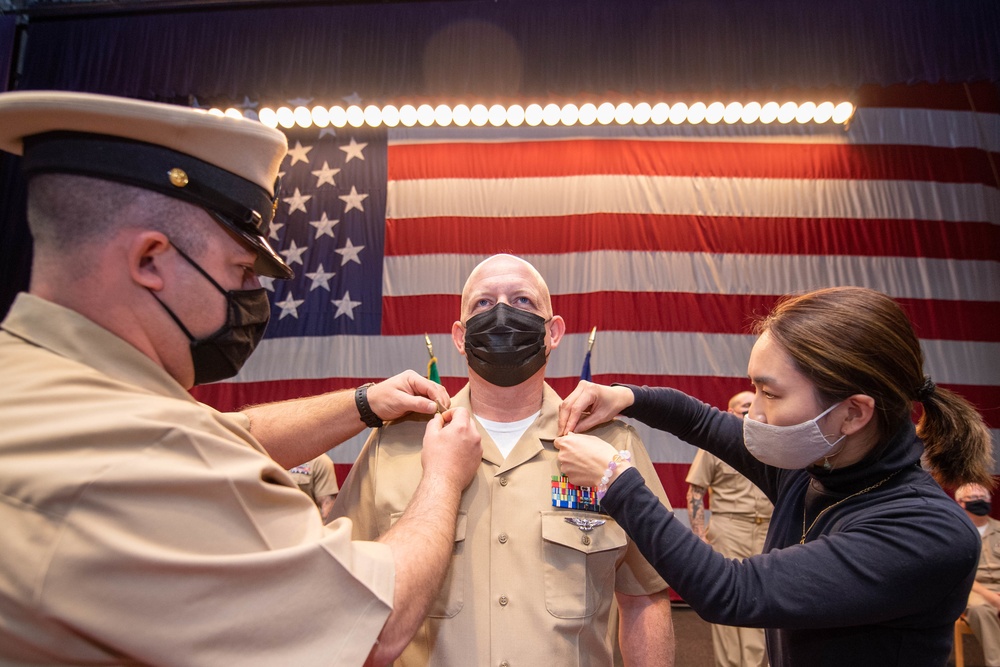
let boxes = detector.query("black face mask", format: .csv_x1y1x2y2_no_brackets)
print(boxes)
965,500,992,516
463,302,549,387
151,244,271,385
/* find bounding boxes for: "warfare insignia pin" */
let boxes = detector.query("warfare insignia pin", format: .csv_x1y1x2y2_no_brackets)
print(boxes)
564,517,606,532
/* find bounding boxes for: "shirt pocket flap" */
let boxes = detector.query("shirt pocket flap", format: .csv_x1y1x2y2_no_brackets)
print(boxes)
540,511,627,554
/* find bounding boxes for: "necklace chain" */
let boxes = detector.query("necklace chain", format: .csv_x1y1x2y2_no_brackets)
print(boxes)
799,469,902,544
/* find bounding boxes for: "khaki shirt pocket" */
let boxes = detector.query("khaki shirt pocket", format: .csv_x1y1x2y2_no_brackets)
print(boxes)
390,510,468,618
540,511,628,619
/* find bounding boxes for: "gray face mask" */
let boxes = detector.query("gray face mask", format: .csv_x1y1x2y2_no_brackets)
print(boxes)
150,243,270,385
463,303,549,387
743,402,845,469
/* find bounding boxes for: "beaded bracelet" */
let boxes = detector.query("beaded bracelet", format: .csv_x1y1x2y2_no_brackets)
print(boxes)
597,450,632,500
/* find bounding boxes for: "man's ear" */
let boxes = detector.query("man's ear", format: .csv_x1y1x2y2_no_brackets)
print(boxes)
451,320,466,357
840,394,876,436
128,231,171,291
546,315,567,349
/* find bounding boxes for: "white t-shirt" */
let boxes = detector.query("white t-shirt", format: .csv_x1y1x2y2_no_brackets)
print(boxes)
476,411,541,459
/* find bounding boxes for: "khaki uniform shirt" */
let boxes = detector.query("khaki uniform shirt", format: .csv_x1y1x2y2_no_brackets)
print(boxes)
0,294,393,666
332,383,670,667
975,517,1000,593
289,454,341,506
686,449,773,521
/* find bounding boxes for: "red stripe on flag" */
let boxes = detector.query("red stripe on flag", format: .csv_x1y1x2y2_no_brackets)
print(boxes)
385,215,1000,260
388,140,999,185
382,292,1000,343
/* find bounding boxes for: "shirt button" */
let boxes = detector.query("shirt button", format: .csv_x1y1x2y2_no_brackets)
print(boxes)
498,533,508,544
500,662,510,667
499,476,509,487
581,535,592,546
499,595,508,606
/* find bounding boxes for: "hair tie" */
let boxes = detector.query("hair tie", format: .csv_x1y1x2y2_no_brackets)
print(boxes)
916,376,936,401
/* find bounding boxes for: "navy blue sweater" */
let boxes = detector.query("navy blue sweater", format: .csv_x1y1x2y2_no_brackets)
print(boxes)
605,386,979,666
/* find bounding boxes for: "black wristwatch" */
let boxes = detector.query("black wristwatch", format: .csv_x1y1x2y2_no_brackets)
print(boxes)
355,382,385,428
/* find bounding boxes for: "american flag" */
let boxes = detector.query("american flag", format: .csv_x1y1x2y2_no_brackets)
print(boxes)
191,83,1000,505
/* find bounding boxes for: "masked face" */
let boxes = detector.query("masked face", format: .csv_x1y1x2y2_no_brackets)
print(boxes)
463,302,549,387
743,402,845,469
964,499,992,516
150,243,270,385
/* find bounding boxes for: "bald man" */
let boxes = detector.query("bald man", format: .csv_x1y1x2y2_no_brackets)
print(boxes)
686,391,773,667
333,254,675,666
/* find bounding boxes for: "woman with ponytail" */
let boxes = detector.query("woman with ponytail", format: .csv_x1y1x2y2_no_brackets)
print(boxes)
555,286,994,666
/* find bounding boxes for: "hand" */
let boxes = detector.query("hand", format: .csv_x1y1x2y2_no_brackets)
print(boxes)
554,433,621,487
367,370,451,422
558,380,635,436
421,407,482,492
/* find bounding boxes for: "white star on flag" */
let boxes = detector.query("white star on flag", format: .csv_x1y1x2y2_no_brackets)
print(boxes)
339,186,368,213
268,220,285,241
286,140,313,166
283,187,312,214
332,291,362,319
335,238,365,265
258,276,275,292
340,138,367,162
275,292,305,319
308,212,340,239
280,239,308,266
305,264,336,291
312,162,341,188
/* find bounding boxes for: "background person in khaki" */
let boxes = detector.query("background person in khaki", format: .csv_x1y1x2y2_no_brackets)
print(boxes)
288,454,341,523
332,254,675,667
956,483,1000,667
686,391,772,667
0,90,482,667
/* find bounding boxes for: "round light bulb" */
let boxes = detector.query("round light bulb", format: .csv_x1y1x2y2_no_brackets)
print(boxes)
759,102,779,124
777,102,798,124
452,104,471,127
399,104,418,127
364,104,383,127
596,102,616,125
560,103,580,126
723,102,743,124
346,105,365,128
578,103,598,126
258,107,278,128
294,106,312,128
381,105,400,127
489,104,507,127
470,104,489,127
525,103,544,127
686,102,706,124
435,104,453,126
669,102,689,125
832,102,855,124
543,103,562,126
740,101,761,124
416,104,435,127
506,104,525,127
311,105,330,128
650,102,670,124
276,107,295,129
631,102,651,125
813,101,835,124
704,102,725,124
795,101,816,124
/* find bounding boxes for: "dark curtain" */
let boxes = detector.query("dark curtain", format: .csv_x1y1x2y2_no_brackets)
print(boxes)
16,0,1000,102
3,0,1000,318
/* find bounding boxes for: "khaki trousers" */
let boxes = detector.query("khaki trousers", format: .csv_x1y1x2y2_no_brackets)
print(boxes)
706,514,769,667
967,590,1000,667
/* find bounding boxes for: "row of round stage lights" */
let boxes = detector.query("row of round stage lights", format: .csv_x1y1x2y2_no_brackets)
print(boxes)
221,101,856,129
